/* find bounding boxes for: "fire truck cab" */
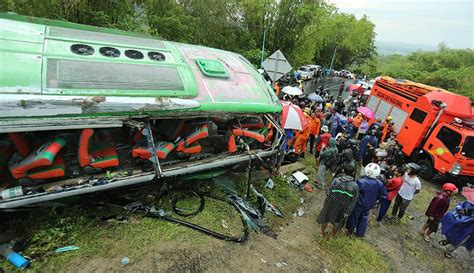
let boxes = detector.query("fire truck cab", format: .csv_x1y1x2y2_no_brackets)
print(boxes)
367,77,474,182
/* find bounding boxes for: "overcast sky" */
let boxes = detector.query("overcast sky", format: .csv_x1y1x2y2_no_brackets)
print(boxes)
328,0,473,49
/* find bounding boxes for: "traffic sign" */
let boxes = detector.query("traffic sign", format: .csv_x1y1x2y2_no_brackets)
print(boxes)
262,50,292,82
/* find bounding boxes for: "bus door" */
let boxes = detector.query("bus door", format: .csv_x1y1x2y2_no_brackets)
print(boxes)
398,107,429,155
423,124,462,174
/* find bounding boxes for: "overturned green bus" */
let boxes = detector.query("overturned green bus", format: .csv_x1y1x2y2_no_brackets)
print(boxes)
0,13,283,209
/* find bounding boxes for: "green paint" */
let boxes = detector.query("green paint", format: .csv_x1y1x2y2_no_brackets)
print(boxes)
331,189,354,197
196,59,229,78
0,13,282,120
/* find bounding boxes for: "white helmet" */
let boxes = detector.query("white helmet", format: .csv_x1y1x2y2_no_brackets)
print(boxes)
364,163,381,179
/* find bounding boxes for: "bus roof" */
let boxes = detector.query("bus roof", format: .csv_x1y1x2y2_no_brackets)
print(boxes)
0,13,281,116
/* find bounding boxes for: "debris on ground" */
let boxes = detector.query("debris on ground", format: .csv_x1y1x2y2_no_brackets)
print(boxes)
288,171,309,190
121,257,130,266
265,178,274,189
55,246,80,253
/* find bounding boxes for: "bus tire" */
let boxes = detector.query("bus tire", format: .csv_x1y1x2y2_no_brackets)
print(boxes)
417,159,434,180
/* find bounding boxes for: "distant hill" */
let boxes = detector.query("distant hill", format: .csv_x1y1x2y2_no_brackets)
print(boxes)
376,40,438,55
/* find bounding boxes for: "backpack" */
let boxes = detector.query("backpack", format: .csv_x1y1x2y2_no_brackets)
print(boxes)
324,148,339,168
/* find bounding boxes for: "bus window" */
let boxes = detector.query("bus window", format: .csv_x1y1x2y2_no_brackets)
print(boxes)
366,96,379,112
462,137,474,159
409,108,427,124
389,107,408,133
436,126,462,154
375,100,392,121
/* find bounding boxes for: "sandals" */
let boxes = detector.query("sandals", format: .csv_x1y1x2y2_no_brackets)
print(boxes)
444,251,452,258
439,239,450,246
423,236,431,242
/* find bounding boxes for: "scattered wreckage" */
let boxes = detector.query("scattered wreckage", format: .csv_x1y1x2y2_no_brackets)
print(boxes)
0,13,285,210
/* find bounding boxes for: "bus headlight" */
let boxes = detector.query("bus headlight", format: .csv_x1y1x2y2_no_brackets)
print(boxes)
449,162,462,175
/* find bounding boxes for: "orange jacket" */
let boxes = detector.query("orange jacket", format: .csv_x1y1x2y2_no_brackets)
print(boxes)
295,117,311,139
309,116,321,136
353,115,363,128
274,82,280,97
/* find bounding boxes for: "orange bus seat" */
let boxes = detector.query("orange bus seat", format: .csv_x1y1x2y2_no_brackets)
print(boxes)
10,138,66,181
78,129,119,172
232,128,265,143
0,140,13,178
132,141,177,160
9,133,31,158
228,135,237,153
180,144,202,155
176,124,209,152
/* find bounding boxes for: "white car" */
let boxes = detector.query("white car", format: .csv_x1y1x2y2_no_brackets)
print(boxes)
307,65,321,77
297,66,313,80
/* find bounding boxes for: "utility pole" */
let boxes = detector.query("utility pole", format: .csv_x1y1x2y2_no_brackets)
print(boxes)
260,6,267,68
329,45,338,70
260,28,266,68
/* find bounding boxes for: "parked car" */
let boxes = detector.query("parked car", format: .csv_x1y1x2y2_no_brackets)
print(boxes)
296,66,313,80
308,65,322,78
338,70,353,79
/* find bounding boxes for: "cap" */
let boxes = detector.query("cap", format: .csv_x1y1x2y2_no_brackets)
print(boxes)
321,125,329,132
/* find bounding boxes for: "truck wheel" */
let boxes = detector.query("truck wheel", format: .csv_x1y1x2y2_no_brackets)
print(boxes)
417,159,434,180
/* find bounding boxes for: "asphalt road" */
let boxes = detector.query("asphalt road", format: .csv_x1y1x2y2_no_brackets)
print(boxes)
303,76,354,99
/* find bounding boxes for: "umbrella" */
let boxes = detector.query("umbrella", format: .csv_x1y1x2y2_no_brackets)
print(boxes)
348,84,362,93
357,106,375,119
280,101,308,130
281,86,303,96
462,186,474,204
307,92,324,102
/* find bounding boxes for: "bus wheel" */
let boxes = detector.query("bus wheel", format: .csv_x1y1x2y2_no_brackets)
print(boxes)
417,159,434,180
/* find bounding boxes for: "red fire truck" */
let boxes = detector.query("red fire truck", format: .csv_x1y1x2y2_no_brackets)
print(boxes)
366,76,474,182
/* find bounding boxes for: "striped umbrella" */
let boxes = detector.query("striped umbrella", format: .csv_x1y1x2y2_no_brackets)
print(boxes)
280,101,308,130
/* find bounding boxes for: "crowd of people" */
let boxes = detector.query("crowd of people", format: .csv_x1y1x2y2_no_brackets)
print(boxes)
277,81,473,258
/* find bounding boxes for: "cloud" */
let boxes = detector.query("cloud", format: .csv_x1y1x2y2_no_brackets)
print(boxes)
328,0,473,48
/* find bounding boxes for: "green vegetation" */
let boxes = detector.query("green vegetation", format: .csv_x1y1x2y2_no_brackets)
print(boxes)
355,45,474,100
0,174,301,272
0,0,376,68
316,235,391,272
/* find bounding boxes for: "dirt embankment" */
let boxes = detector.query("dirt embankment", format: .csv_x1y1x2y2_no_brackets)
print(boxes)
65,180,472,273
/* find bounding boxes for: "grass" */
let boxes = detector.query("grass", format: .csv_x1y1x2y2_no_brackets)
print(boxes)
1,170,302,272
316,235,392,272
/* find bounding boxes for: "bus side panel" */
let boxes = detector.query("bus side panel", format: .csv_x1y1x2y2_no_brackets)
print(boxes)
0,40,43,94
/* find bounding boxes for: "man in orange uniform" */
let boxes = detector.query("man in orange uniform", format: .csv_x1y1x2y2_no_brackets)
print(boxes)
353,113,363,129
381,116,394,142
294,111,311,157
274,82,281,97
307,108,321,154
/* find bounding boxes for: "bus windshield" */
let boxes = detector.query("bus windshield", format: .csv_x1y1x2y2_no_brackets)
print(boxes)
462,136,474,159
